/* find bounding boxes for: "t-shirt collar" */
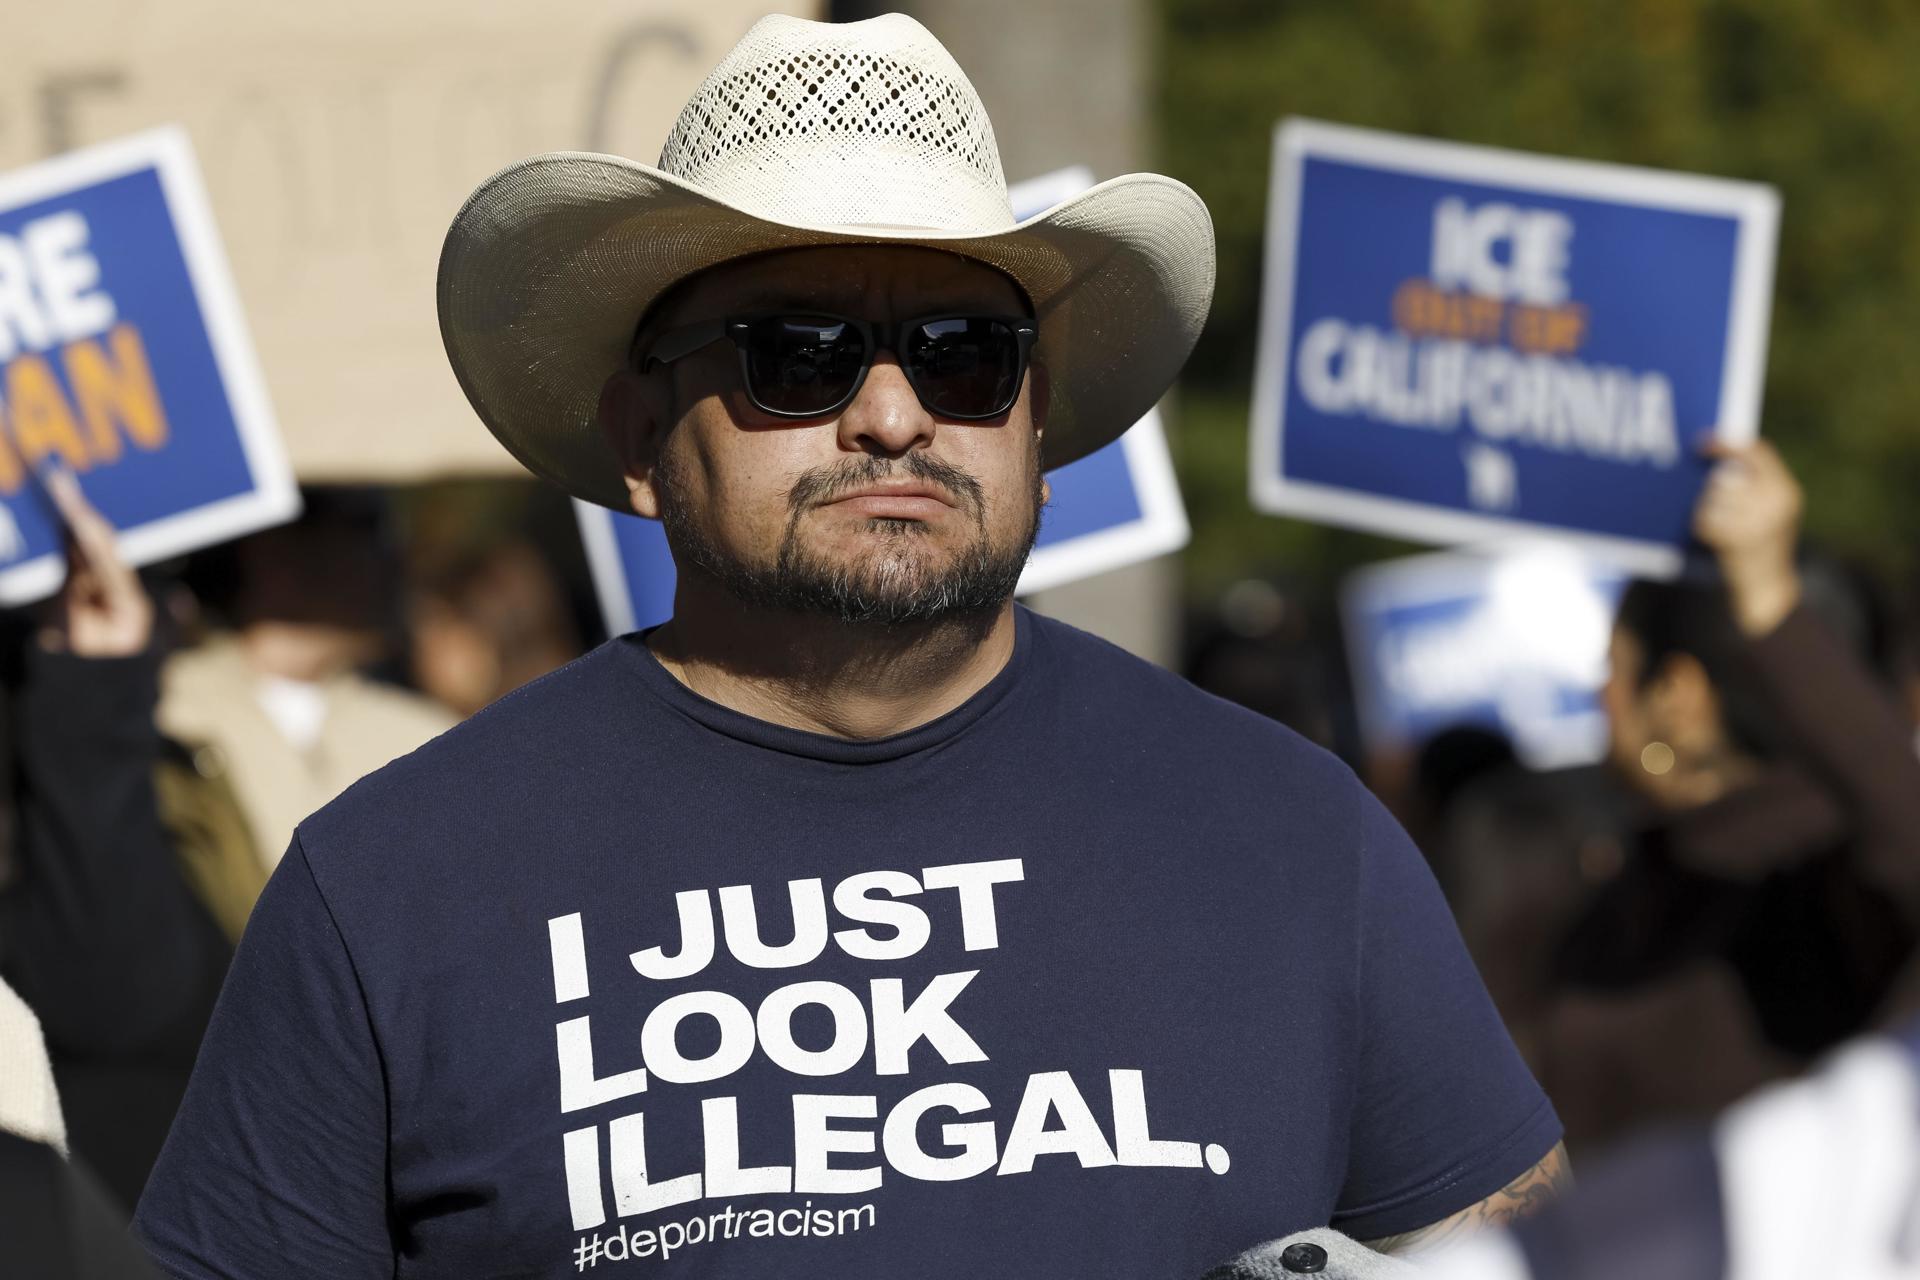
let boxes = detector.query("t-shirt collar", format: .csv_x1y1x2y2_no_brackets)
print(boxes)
615,605,1034,764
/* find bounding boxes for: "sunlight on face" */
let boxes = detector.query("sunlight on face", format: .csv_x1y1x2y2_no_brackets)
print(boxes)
636,245,1046,625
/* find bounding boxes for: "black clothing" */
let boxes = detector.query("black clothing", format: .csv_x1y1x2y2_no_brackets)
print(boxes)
0,1132,161,1279
0,645,229,1209
1549,605,1920,1142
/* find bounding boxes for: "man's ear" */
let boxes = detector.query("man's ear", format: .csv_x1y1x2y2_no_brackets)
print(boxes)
1030,360,1053,507
597,370,668,519
1029,359,1053,434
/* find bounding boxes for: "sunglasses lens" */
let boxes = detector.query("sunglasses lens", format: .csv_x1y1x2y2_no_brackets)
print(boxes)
742,316,869,415
906,318,1026,417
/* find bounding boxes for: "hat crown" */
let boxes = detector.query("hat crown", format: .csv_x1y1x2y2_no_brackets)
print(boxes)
657,14,1014,232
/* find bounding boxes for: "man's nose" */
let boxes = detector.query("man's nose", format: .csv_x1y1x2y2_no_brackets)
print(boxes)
835,353,935,457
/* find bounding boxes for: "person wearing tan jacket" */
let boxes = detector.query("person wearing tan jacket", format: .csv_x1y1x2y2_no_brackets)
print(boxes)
158,489,456,870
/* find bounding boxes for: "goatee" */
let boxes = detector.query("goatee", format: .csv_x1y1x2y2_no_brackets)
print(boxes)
655,448,1045,627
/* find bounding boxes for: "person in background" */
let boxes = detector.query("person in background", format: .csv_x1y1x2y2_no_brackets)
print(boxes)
0,470,233,1214
1535,438,1920,1150
408,540,583,718
160,488,457,871
1417,1015,1920,1280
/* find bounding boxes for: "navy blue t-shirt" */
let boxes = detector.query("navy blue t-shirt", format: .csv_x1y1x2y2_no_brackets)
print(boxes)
135,608,1558,1278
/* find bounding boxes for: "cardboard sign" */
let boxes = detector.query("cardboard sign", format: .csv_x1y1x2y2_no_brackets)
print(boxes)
0,127,295,604
1252,118,1779,576
575,166,1191,634
1341,546,1626,769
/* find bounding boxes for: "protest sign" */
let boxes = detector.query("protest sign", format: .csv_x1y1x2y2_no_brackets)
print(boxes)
1252,118,1779,576
574,166,1191,635
0,127,296,605
1341,546,1626,769
578,506,674,638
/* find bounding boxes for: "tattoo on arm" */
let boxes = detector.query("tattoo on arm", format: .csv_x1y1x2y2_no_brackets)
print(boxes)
1361,1142,1571,1257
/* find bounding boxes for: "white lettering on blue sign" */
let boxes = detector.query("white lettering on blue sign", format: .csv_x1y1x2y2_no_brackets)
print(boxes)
0,212,117,361
1295,317,1677,467
1430,197,1574,305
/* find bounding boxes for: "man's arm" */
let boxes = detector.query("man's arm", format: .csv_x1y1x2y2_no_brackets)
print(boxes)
134,833,394,1278
1363,1142,1571,1256
1328,785,1563,1243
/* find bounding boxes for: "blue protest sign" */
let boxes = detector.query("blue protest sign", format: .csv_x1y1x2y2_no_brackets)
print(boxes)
0,127,297,604
575,165,1189,635
1252,119,1778,576
578,505,674,637
1341,547,1626,769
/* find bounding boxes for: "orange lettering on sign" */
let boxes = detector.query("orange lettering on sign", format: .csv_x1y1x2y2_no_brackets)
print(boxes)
1391,279,1505,344
65,324,170,458
1508,302,1589,355
5,354,90,473
0,395,22,494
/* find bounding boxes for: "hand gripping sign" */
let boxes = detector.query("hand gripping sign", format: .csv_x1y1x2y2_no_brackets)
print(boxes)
1250,119,1779,577
576,167,1190,635
0,127,297,604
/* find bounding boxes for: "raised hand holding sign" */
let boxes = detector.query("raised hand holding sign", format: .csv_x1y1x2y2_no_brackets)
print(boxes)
36,467,153,658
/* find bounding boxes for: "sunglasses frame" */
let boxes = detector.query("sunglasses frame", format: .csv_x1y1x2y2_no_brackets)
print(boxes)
638,311,1040,422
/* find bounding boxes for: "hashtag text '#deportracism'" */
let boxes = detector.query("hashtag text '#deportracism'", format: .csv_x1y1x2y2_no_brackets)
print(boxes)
574,1200,875,1269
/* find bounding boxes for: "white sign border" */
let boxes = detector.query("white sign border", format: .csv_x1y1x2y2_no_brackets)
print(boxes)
574,498,640,639
1017,408,1188,596
0,125,300,606
1248,116,1781,579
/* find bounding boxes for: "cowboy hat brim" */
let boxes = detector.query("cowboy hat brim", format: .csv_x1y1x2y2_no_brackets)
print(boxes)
437,151,1215,512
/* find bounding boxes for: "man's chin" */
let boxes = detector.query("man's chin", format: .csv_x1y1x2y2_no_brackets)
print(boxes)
769,538,1026,627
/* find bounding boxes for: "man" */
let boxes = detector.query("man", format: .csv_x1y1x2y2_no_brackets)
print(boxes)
135,14,1563,1277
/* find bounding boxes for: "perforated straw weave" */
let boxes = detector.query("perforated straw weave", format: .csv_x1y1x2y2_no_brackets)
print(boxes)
657,20,1011,232
437,13,1215,512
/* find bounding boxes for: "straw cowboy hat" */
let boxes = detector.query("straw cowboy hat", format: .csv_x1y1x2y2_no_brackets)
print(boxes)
437,12,1215,511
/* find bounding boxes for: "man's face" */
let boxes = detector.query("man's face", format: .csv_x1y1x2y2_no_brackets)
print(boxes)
601,245,1048,626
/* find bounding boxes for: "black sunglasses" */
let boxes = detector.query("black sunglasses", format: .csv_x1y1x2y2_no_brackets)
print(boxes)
638,312,1039,421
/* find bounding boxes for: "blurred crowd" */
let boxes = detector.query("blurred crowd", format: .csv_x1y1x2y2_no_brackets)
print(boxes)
4,432,1920,1271
0,475,600,1270
1190,440,1920,1167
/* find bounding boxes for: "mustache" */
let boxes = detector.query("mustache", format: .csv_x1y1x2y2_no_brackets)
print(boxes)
785,453,986,517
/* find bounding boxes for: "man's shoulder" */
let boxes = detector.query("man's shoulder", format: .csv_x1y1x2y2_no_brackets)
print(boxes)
1027,608,1353,781
1029,608,1333,750
295,638,644,852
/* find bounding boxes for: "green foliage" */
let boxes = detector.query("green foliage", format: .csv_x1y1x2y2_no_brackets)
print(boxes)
1156,0,1920,599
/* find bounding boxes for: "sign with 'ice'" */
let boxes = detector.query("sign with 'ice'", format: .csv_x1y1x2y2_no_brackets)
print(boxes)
1251,118,1778,576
